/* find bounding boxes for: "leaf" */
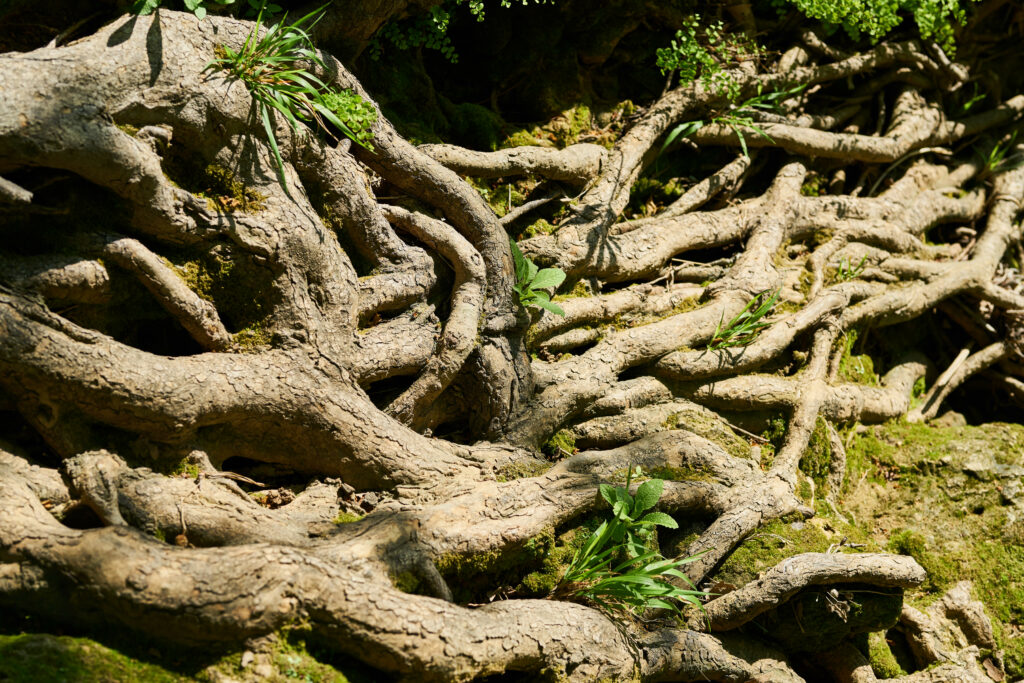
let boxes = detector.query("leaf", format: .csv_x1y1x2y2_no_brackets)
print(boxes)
530,268,566,290
129,0,162,14
638,511,678,528
509,238,530,285
599,484,616,506
193,5,207,19
532,298,565,317
661,120,705,154
632,478,664,515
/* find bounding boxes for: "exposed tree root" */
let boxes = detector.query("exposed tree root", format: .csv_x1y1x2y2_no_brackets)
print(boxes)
0,8,1022,681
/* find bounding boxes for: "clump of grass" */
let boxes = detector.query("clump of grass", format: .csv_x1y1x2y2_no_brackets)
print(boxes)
708,288,780,350
206,3,377,193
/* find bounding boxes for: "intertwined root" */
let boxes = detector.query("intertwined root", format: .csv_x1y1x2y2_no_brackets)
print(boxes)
0,9,1021,681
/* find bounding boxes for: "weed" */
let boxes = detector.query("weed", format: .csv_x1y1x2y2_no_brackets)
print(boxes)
662,85,804,158
708,288,780,350
835,255,867,282
977,131,1024,178
553,466,707,614
510,238,566,316
206,4,377,193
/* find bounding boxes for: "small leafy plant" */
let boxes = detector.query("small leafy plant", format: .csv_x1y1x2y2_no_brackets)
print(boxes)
655,15,760,100
206,4,377,193
130,0,282,20
554,467,707,614
708,288,780,350
510,238,566,316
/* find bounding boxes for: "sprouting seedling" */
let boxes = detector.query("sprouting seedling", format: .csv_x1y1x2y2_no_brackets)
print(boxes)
509,238,566,316
553,465,708,614
708,288,780,350
205,2,376,194
835,255,867,282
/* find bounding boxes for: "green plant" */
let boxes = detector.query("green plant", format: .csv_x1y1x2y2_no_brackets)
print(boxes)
776,0,979,54
129,0,282,20
554,467,707,614
510,238,566,316
206,4,377,193
661,85,804,157
370,0,554,63
655,15,759,98
977,131,1024,178
708,288,780,350
835,254,867,281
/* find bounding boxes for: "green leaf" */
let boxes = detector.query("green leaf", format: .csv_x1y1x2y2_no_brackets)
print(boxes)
530,268,566,290
129,0,162,14
661,120,704,153
599,484,616,506
632,478,664,515
193,5,207,19
509,238,530,285
638,511,678,528
531,298,565,317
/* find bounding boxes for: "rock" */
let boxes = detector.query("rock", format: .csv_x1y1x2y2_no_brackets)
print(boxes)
1001,479,1024,506
934,411,968,428
963,453,997,481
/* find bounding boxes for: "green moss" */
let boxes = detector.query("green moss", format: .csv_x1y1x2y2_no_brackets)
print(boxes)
466,176,531,218
867,631,907,678
116,123,140,137
800,172,825,197
168,247,274,345
712,517,873,587
553,279,592,301
550,104,592,147
838,330,880,386
627,176,685,218
759,414,788,467
801,417,832,489
436,528,558,603
168,460,200,479
502,128,545,148
841,420,1024,678
646,465,714,483
389,571,422,594
661,405,751,461
543,429,576,458
0,633,186,683
163,156,266,214
524,218,559,238
496,460,553,482
232,321,273,352
333,512,362,524
888,529,956,593
518,523,604,597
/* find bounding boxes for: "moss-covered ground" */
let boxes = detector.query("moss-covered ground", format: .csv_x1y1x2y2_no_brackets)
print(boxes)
0,615,376,683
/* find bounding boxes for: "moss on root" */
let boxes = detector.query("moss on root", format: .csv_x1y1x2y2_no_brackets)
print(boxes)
867,631,907,678
168,246,275,349
543,429,577,458
496,460,553,482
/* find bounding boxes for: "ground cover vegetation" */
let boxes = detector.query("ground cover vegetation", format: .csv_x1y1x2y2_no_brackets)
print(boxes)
1,0,1024,680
